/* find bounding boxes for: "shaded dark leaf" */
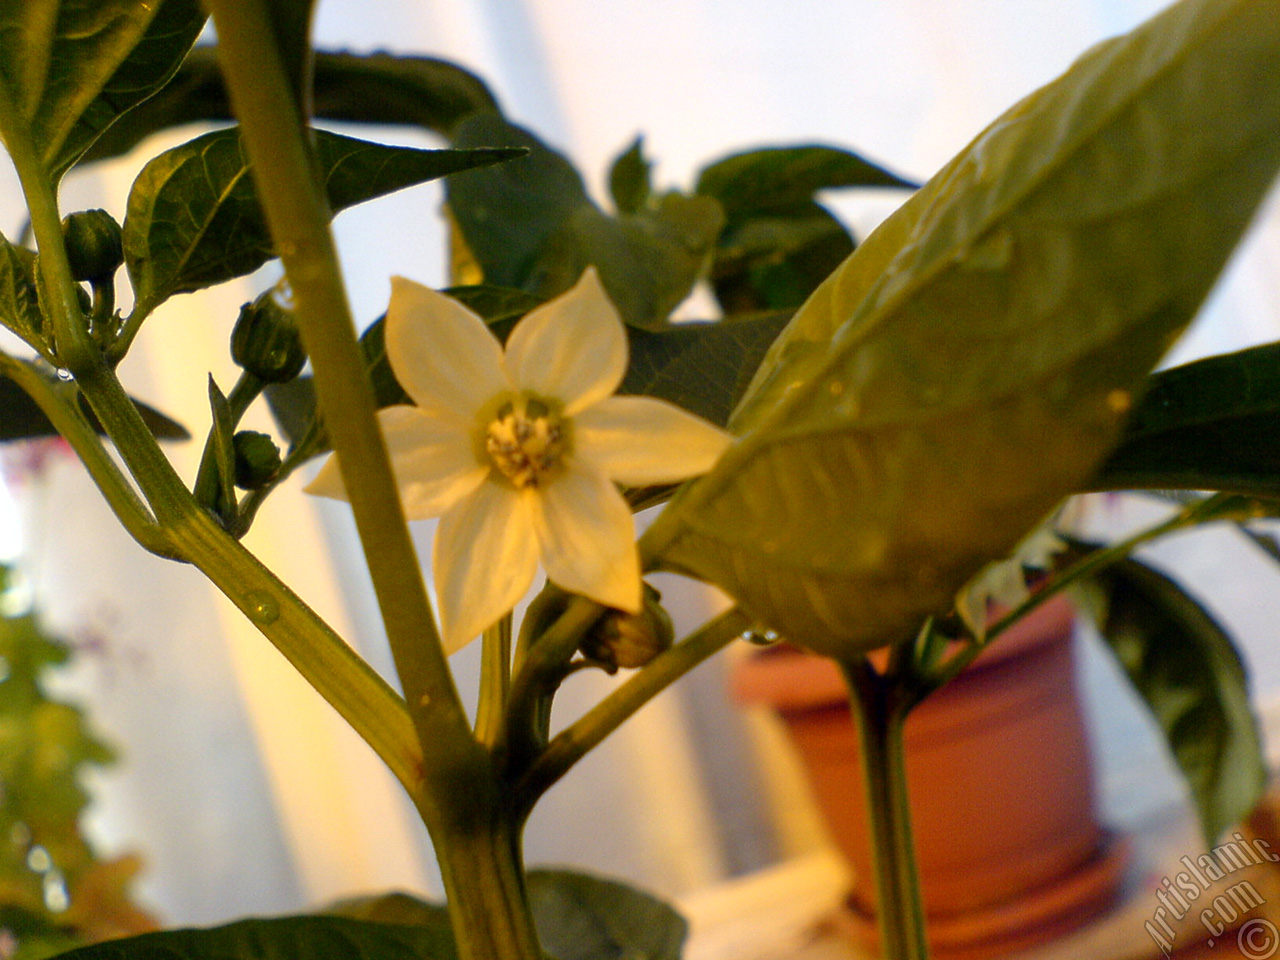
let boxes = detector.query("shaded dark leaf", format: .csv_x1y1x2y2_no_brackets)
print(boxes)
49,0,206,180
81,48,501,165
622,311,792,427
0,0,203,179
609,136,652,215
448,114,723,331
528,869,687,960
1078,557,1266,846
1,375,188,443
0,232,43,351
696,144,916,215
1090,342,1280,497
710,200,855,312
123,126,523,318
48,914,458,960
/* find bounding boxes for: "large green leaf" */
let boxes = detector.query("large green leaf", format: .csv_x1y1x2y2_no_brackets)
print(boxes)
122,127,523,318
1077,557,1266,846
48,0,205,180
1089,342,1280,497
448,113,724,331
48,915,458,960
81,48,502,166
643,0,1280,657
0,0,202,178
528,869,687,960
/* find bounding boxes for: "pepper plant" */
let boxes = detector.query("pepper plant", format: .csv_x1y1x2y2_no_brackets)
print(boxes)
2,1,1280,959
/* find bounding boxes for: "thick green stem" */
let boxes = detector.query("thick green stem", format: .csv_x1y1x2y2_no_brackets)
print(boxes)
842,659,930,960
427,797,542,960
204,0,473,756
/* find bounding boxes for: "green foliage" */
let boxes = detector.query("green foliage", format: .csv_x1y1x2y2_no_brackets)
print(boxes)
80,49,501,165
608,137,652,216
447,113,724,331
696,145,916,312
49,915,458,960
0,235,45,356
48,870,686,960
0,568,155,956
122,127,524,320
645,0,1280,657
1091,343,1280,497
620,312,792,428
0,0,206,180
0,376,187,443
527,869,687,960
1076,557,1266,847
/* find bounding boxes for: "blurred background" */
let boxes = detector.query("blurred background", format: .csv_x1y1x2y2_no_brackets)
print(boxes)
2,0,1278,929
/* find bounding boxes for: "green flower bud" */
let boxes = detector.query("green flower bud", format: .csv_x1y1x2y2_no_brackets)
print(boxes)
232,431,282,490
61,209,123,282
580,584,674,671
231,285,307,383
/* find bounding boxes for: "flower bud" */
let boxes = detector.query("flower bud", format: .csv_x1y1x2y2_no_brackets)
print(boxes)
232,431,282,490
580,584,674,671
231,285,307,383
61,209,123,282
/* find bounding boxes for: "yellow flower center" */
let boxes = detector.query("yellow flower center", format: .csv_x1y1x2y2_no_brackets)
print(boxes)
485,395,566,488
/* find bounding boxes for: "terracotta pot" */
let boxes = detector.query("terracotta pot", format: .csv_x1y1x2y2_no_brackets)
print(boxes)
731,594,1128,958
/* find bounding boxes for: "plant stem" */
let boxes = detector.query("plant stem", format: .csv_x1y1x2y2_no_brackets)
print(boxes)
475,614,512,748
841,658,930,960
427,796,543,960
514,606,749,814
204,0,473,754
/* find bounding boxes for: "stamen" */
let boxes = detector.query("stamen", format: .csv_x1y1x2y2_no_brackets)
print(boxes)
485,395,565,488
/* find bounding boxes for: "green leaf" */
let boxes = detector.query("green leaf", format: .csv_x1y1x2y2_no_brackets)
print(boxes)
621,311,792,427
1077,557,1266,846
325,892,453,932
0,232,44,351
528,869,687,960
448,113,724,331
694,146,915,315
696,144,917,213
643,0,1280,658
709,200,855,312
47,914,459,960
0,375,188,442
122,127,524,318
48,0,206,180
81,48,501,165
0,0,202,178
1089,342,1280,497
203,376,237,521
609,136,652,215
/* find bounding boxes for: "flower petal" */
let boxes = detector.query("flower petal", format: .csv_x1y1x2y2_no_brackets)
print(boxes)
380,406,489,519
505,267,627,414
572,396,732,485
434,480,539,653
303,407,488,520
386,276,510,414
531,465,641,612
